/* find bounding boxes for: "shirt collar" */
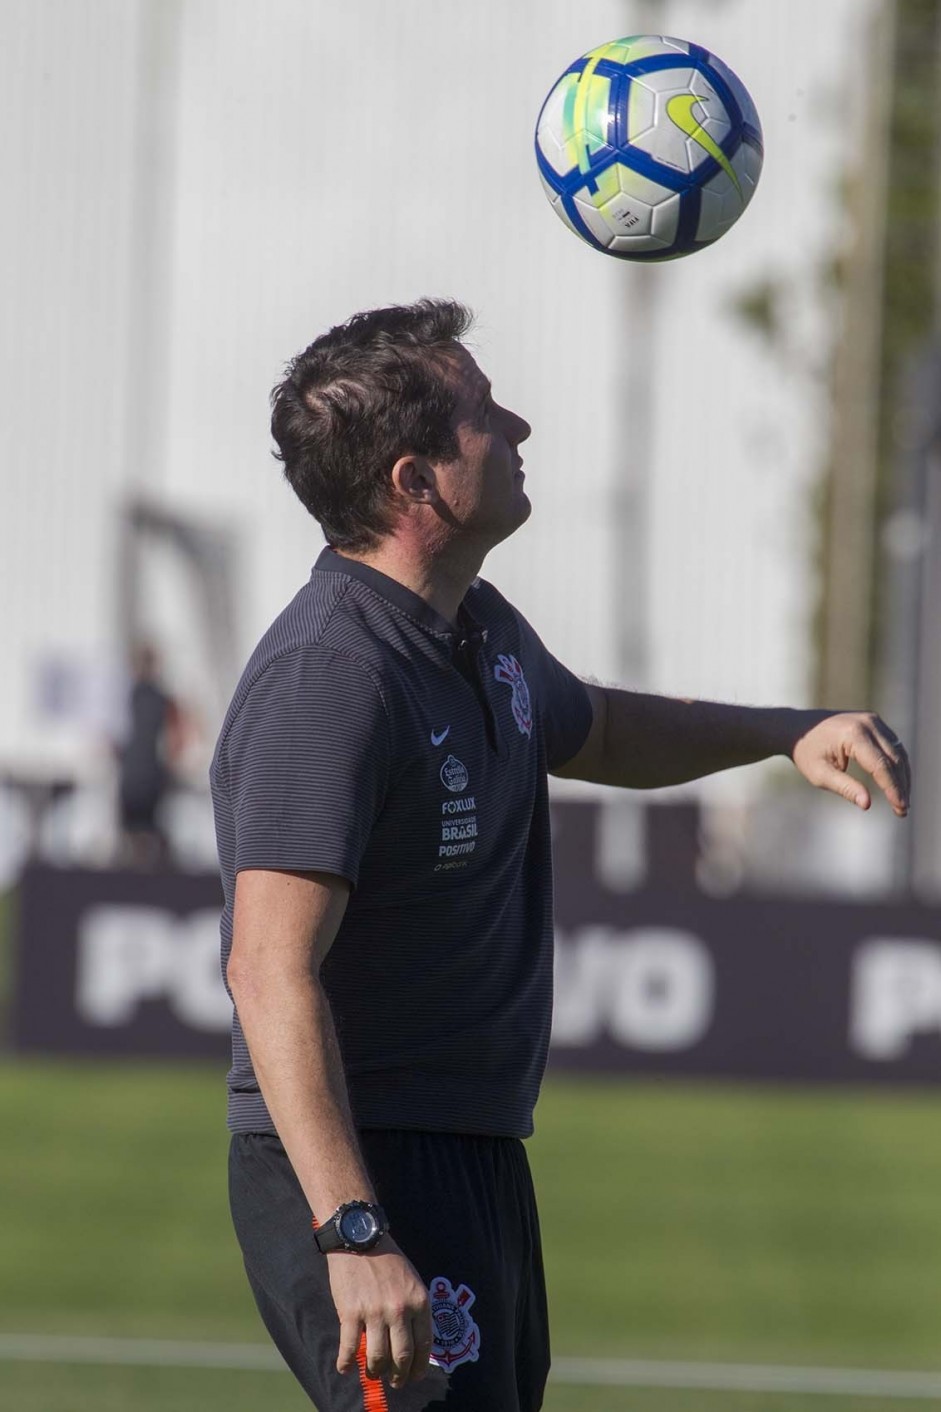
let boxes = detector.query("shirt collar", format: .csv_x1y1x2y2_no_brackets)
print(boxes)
313,547,485,643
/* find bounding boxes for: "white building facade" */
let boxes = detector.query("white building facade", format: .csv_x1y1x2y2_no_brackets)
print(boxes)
2,0,880,802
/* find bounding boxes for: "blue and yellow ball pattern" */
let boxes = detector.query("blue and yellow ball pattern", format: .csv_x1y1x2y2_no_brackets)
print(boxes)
535,35,764,261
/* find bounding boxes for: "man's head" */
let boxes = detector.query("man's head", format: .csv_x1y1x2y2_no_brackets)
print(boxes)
270,299,531,556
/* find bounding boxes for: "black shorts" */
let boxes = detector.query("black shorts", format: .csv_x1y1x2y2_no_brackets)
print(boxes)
229,1129,550,1411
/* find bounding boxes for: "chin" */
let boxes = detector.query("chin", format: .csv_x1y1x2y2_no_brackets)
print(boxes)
489,498,531,549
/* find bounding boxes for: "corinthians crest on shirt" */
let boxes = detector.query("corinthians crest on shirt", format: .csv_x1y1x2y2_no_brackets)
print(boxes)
493,653,533,737
427,1275,480,1371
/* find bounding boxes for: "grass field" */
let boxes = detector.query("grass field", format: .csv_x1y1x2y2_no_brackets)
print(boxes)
0,1365,938,1412
2,1059,941,1410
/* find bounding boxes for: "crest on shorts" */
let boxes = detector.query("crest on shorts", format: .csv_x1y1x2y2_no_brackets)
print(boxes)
493,653,533,738
427,1275,480,1371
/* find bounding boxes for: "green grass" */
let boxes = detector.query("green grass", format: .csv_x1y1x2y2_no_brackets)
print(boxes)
0,1057,248,1338
544,1394,932,1412
0,890,13,1041
531,1078,941,1368
0,1362,309,1412
2,1060,941,1409
0,1364,934,1412
0,1365,932,1412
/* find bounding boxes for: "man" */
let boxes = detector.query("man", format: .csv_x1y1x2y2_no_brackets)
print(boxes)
117,642,182,869
211,299,910,1412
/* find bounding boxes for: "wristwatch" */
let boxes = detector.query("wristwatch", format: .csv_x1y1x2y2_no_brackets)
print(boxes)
313,1201,389,1254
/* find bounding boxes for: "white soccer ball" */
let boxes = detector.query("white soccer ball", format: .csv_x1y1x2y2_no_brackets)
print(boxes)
535,35,763,260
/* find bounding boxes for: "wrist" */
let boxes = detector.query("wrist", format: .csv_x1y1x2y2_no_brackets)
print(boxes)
313,1200,389,1254
765,707,831,760
325,1232,398,1259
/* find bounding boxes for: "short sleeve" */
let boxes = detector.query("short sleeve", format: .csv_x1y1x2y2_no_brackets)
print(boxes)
221,648,391,885
513,612,593,771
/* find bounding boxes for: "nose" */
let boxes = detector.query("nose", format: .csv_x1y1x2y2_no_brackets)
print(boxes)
506,408,531,446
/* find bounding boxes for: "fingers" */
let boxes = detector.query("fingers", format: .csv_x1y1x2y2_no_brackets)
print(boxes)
332,1254,432,1388
379,1302,434,1386
365,1320,393,1382
817,761,871,811
874,728,912,808
852,719,910,817
409,1307,434,1383
797,713,912,816
336,1313,363,1377
388,1313,417,1387
356,1309,430,1387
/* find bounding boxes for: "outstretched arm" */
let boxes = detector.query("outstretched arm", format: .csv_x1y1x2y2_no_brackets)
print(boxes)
553,684,911,817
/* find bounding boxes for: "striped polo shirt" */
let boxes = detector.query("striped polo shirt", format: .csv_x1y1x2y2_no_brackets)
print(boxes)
210,548,592,1138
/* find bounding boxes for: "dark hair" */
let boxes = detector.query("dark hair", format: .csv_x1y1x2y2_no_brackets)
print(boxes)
269,298,475,550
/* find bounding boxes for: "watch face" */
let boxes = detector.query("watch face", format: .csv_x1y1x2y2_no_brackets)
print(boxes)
340,1207,378,1247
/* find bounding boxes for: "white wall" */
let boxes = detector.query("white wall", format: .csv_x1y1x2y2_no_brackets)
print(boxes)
647,0,877,716
1,0,881,788
160,0,633,687
1,0,141,771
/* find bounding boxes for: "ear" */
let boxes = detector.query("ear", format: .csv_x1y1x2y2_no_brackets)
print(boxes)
391,454,439,505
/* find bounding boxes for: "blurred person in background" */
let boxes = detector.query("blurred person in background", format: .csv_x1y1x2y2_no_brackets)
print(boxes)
212,299,911,1412
116,642,184,869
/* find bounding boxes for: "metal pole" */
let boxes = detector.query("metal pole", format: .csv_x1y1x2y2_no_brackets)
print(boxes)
912,438,941,894
817,0,894,710
882,345,938,893
882,3,941,896
914,1,941,895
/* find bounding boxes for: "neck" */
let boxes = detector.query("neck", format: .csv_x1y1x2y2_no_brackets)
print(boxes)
335,537,484,627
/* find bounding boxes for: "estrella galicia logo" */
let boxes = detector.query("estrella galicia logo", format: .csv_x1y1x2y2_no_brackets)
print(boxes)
493,653,533,738
440,754,469,793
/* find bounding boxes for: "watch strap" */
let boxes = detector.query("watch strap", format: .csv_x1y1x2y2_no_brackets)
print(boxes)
312,1216,341,1253
312,1201,388,1254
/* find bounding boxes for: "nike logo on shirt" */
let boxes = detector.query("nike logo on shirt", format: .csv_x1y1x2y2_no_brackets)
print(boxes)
431,726,450,747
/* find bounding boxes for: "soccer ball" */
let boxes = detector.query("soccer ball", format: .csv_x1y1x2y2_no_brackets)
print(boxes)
535,35,763,261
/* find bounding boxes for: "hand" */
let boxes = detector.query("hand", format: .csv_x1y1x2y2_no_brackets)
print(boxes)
328,1237,433,1389
788,711,910,817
